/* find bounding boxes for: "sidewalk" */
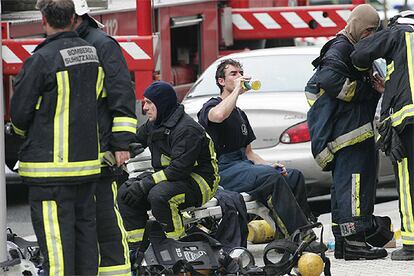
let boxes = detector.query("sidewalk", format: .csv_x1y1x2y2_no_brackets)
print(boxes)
249,200,414,275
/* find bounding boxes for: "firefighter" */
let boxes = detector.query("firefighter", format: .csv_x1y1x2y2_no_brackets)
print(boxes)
72,0,137,274
10,0,102,274
197,59,321,251
117,81,220,251
306,4,388,260
351,10,414,261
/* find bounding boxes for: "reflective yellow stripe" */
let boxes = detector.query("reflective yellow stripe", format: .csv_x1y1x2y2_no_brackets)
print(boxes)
54,71,70,163
337,78,356,102
389,104,414,127
305,89,324,107
101,88,107,98
406,32,414,103
354,65,369,71
385,61,394,82
315,123,374,169
152,170,167,184
397,158,414,237
43,201,64,276
207,134,220,196
11,122,26,137
167,193,186,240
352,173,360,217
112,117,137,134
127,228,144,243
401,231,414,245
110,181,130,267
190,173,211,205
160,154,171,166
98,264,131,276
96,66,105,99
267,196,289,237
19,160,100,178
35,96,42,110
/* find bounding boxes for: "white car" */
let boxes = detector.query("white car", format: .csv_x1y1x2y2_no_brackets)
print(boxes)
182,47,394,196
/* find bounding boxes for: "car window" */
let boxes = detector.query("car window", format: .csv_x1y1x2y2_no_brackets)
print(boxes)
186,54,317,98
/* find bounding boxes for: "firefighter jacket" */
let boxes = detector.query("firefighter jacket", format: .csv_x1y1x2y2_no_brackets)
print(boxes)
306,35,380,171
11,31,102,183
136,104,220,205
351,24,414,134
76,18,137,158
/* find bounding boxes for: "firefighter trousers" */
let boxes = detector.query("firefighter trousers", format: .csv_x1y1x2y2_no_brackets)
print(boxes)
28,181,98,276
96,169,131,276
331,138,376,237
394,124,414,246
118,179,203,247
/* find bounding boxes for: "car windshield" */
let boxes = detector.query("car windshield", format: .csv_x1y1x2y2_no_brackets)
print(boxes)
186,54,317,98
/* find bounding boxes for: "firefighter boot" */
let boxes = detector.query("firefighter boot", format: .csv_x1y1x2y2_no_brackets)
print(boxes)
343,232,388,260
332,225,344,259
391,245,414,261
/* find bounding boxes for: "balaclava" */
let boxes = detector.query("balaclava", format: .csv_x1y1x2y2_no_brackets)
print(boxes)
339,4,380,44
144,81,178,125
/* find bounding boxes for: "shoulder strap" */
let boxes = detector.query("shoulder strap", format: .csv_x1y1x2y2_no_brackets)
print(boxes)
311,36,339,68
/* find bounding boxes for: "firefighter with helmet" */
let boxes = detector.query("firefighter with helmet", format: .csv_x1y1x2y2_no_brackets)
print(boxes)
306,4,390,260
72,0,138,274
351,10,414,261
10,0,102,274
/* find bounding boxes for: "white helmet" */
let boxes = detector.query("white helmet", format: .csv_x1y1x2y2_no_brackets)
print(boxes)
73,0,90,16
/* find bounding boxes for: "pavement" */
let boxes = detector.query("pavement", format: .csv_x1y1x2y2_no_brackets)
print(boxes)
248,199,414,275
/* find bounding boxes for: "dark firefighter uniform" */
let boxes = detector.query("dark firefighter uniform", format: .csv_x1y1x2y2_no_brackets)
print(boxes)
10,31,102,275
118,82,219,247
351,22,414,253
306,35,380,240
76,17,137,275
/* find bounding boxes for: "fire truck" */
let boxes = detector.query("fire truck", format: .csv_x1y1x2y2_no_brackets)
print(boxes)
1,0,366,171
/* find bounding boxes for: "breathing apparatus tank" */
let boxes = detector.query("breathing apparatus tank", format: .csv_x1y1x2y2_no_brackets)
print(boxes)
297,252,324,276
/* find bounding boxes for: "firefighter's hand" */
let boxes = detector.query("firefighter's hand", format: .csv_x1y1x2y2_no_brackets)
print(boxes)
119,177,154,208
271,162,288,176
371,72,385,94
235,76,251,95
115,151,130,167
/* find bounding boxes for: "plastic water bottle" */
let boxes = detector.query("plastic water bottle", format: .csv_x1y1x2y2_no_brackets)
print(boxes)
327,239,335,251
242,80,261,91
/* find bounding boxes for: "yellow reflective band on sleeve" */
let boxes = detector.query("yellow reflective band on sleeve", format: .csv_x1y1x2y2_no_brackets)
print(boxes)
207,135,220,196
305,89,325,107
336,78,356,102
352,173,361,217
354,65,369,71
389,104,414,128
54,71,70,163
397,158,414,237
385,61,394,82
112,117,137,134
167,193,186,240
19,160,101,178
401,231,414,245
98,264,131,276
315,123,374,169
35,96,42,110
190,173,211,205
42,201,64,276
110,181,130,267
11,122,26,137
152,170,167,184
127,228,144,243
160,154,171,166
406,32,414,103
96,66,105,99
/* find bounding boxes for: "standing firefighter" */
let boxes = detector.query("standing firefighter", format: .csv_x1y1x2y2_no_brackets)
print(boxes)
117,81,220,253
10,0,101,274
351,10,414,261
306,4,389,260
73,0,137,274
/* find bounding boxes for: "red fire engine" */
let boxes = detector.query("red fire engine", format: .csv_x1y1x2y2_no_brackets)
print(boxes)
1,0,365,170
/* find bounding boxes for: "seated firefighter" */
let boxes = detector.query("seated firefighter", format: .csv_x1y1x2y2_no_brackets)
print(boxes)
197,59,319,246
117,81,220,251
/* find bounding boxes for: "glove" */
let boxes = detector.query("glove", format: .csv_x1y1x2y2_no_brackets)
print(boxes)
377,119,406,163
119,177,154,208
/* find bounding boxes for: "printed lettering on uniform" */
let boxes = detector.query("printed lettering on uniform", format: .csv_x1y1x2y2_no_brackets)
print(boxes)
60,46,99,67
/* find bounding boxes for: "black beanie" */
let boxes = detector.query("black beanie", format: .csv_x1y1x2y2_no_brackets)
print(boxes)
144,81,178,125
